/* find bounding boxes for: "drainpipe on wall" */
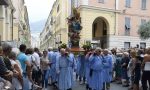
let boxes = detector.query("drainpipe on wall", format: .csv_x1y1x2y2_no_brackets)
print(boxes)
11,9,14,41
114,0,118,35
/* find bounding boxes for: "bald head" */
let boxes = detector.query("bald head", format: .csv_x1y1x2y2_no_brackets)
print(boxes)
60,48,66,55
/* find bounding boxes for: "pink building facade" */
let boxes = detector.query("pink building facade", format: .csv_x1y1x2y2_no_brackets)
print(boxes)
75,0,150,49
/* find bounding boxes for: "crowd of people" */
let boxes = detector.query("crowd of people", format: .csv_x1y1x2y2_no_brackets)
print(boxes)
0,43,150,90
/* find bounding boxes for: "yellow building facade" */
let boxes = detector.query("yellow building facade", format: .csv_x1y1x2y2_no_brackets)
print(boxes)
0,0,15,43
41,0,150,49
79,5,116,48
40,0,71,49
0,0,30,47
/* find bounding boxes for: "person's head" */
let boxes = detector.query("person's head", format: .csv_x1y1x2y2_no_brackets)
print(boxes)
60,48,66,55
0,46,3,55
66,48,71,53
123,52,129,57
130,50,137,58
146,47,150,55
111,49,116,55
34,48,39,53
48,47,53,52
8,51,17,60
94,48,101,55
12,48,20,55
43,50,48,57
103,49,109,55
19,44,26,53
2,43,12,56
25,48,34,55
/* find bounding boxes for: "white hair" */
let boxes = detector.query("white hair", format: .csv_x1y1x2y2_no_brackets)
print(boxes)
123,52,129,56
12,48,20,55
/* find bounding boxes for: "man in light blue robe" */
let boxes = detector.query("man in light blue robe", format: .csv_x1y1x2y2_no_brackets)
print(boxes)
85,51,93,90
48,47,54,61
78,52,86,84
89,48,103,90
56,48,72,90
102,49,113,90
76,55,81,80
51,49,60,88
66,48,76,88
48,47,54,84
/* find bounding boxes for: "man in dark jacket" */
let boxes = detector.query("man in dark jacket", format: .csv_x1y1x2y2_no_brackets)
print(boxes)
0,46,13,81
121,52,130,87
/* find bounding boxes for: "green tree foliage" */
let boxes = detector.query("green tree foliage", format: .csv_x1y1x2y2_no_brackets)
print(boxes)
59,43,67,49
138,21,150,39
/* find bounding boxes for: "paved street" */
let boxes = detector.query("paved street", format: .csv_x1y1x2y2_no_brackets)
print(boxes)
48,81,128,90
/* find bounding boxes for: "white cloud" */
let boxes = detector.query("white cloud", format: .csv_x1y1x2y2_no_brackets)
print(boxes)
25,0,55,23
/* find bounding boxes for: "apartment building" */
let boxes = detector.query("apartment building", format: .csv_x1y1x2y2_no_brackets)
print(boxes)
0,0,15,43
77,0,150,49
0,0,30,47
12,0,31,47
41,0,150,49
40,0,71,49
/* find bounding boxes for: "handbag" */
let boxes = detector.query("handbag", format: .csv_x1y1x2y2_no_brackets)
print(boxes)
31,56,38,71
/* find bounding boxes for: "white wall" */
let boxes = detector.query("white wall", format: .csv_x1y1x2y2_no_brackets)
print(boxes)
109,35,150,49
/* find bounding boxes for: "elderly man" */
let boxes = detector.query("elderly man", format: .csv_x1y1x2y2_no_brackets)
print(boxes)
89,48,103,90
66,48,76,88
102,49,113,90
56,48,72,90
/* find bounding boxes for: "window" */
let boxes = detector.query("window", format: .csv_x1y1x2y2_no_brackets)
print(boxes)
141,0,146,10
124,42,130,49
50,17,53,25
140,42,146,49
125,17,131,35
141,19,146,25
98,0,104,3
126,0,131,7
57,4,60,12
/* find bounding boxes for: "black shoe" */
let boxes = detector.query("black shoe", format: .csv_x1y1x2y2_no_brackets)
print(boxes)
122,84,129,87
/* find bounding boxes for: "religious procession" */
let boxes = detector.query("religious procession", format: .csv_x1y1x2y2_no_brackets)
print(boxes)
0,43,150,90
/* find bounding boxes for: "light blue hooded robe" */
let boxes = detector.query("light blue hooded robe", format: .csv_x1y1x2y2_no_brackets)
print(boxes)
56,54,72,90
89,55,103,90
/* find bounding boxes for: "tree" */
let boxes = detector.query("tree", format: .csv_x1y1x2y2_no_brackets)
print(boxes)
138,20,150,39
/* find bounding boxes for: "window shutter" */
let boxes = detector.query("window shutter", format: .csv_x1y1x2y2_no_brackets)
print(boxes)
142,0,146,9
98,0,104,3
126,0,131,7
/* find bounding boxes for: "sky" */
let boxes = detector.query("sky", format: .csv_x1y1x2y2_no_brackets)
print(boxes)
25,0,55,23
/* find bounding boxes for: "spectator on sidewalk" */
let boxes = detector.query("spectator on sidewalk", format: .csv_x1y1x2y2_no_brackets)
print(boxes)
17,44,33,90
121,52,130,87
0,46,13,82
32,48,41,85
41,50,50,90
141,48,150,90
9,51,23,90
